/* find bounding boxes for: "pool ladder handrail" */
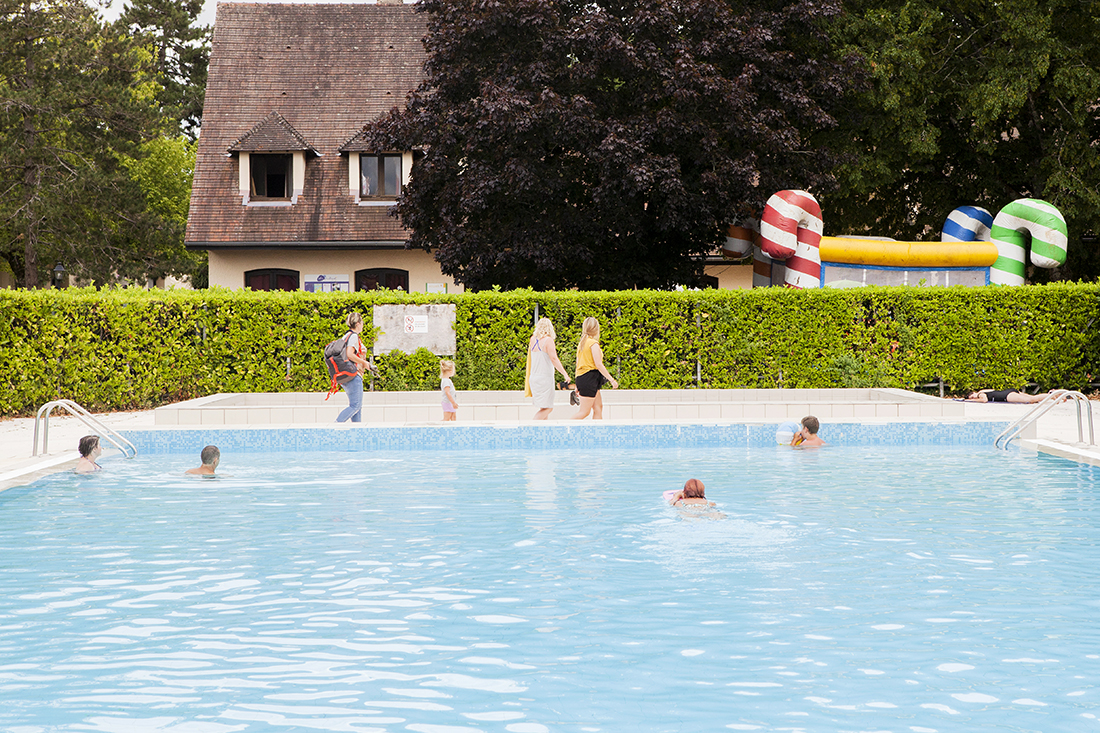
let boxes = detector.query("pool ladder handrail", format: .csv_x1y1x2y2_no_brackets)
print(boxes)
993,389,1095,450
33,399,138,459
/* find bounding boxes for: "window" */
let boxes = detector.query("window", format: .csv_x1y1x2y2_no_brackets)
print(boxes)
245,268,299,291
356,268,409,292
250,154,292,199
360,154,402,198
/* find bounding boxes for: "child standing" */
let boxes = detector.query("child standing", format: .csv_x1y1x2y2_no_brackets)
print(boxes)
440,360,458,421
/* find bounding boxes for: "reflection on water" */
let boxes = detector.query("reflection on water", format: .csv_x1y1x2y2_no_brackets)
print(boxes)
0,446,1099,731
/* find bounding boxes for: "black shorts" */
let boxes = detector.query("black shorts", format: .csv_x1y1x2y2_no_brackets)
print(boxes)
575,370,606,398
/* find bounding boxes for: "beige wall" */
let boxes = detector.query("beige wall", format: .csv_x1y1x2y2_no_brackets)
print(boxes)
704,262,754,290
208,249,753,293
208,248,464,293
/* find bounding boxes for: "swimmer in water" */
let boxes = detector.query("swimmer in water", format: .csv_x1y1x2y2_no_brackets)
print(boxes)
186,445,220,476
668,478,715,507
74,435,103,474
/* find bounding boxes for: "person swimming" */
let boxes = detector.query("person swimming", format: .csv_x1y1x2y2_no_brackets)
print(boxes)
668,478,716,507
185,445,220,476
74,435,102,474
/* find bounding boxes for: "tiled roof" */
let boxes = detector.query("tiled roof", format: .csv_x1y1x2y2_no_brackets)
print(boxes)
185,2,427,247
228,111,317,153
339,128,374,153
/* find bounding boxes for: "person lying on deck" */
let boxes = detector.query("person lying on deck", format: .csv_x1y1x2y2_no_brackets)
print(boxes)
965,389,1053,404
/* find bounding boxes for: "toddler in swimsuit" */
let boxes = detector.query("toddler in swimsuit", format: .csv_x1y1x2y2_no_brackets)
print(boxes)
440,360,458,421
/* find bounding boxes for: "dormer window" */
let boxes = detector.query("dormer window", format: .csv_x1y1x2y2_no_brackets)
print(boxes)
251,154,292,200
361,154,402,198
228,111,319,207
340,129,413,207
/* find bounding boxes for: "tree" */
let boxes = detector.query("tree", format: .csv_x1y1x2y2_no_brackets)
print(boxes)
826,0,1100,280
115,0,210,137
0,0,197,288
364,0,860,291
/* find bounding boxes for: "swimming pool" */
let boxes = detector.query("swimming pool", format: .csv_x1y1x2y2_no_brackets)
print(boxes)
1,444,1097,731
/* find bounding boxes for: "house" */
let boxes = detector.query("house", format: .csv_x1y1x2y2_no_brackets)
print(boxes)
187,2,751,292
186,1,457,293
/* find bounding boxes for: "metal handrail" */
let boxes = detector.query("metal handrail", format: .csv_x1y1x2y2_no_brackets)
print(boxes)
994,389,1095,450
32,399,138,459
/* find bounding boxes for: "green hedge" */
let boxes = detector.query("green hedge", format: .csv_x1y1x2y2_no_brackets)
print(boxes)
2,284,1098,416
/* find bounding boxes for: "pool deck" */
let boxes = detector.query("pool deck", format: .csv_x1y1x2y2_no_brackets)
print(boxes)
2,388,1097,491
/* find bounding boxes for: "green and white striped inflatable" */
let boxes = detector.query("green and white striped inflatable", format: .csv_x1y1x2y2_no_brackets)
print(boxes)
990,198,1068,286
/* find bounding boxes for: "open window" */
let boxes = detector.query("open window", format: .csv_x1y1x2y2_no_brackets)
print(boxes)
245,268,300,291
229,112,317,206
249,154,292,200
356,268,409,292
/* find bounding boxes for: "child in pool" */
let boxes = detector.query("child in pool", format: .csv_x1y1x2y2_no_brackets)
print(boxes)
440,360,458,421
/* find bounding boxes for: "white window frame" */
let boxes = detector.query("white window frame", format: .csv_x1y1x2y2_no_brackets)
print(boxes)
239,151,307,207
348,151,413,206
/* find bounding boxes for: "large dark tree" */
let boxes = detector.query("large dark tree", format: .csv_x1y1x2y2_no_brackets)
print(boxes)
827,0,1100,281
364,0,859,291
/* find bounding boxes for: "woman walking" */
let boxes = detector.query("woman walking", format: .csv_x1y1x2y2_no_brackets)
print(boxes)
336,312,370,423
525,317,572,420
572,316,618,420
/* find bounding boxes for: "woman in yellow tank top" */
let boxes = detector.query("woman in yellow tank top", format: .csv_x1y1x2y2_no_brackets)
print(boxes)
573,316,619,419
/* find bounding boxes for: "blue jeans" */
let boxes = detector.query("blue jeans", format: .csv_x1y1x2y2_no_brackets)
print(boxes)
336,375,363,423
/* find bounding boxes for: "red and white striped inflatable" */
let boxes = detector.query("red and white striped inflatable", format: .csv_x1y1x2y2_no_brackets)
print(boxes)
759,190,823,289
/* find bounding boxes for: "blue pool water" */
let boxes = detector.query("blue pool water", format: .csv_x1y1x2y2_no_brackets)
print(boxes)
1,445,1098,732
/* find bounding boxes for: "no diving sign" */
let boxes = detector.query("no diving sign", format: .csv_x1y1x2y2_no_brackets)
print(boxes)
404,315,428,334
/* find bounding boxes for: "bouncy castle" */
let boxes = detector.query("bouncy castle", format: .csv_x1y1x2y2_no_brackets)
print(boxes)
723,191,1069,289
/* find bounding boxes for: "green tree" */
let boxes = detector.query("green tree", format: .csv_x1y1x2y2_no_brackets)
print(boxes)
826,0,1100,280
364,0,859,291
0,0,193,288
114,0,209,136
116,134,204,286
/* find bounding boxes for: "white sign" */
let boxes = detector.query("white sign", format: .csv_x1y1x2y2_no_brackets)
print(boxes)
303,274,350,293
374,304,457,356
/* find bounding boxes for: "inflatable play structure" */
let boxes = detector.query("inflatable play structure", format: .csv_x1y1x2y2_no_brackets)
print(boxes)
722,191,1069,288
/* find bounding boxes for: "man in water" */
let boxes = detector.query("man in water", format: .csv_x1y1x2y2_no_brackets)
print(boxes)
186,445,220,475
792,416,826,447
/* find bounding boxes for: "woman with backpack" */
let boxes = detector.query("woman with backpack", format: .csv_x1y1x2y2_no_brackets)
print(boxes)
334,312,370,422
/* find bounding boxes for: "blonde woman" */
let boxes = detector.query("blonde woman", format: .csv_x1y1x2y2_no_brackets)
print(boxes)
525,317,572,420
572,316,618,420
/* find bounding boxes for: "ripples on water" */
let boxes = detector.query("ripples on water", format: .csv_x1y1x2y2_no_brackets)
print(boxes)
1,446,1098,732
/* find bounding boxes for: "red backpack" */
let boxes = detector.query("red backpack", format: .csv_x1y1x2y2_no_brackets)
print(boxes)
323,333,359,399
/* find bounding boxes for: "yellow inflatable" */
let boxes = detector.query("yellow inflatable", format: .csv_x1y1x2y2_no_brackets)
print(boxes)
819,236,999,268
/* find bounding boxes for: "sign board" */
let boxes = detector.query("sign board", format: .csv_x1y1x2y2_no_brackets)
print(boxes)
303,274,350,293
373,304,457,355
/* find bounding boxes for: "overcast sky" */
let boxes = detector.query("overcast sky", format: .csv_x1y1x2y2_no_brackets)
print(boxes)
102,0,393,30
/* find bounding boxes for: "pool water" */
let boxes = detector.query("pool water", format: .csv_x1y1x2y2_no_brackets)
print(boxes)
1,446,1099,732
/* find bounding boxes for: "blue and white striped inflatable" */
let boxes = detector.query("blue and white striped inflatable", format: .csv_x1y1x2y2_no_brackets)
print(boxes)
941,206,994,243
